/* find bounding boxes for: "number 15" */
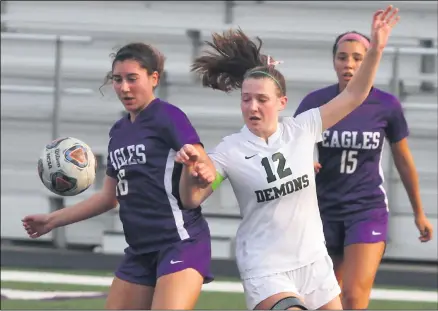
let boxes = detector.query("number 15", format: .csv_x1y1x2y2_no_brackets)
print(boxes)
340,150,358,174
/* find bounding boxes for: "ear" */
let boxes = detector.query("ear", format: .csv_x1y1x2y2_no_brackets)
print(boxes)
150,71,160,88
278,96,287,112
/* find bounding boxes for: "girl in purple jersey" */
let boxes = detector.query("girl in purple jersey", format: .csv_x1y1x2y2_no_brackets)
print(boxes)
22,43,215,310
294,30,434,309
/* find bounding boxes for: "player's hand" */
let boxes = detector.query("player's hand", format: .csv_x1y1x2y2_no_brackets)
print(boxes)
415,213,433,242
314,162,322,174
193,162,216,185
175,144,200,166
369,5,400,52
22,214,53,238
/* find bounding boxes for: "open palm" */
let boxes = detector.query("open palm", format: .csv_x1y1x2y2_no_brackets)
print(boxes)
370,5,400,52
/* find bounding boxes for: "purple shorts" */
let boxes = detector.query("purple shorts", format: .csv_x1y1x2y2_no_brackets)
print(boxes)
115,232,214,287
322,208,388,255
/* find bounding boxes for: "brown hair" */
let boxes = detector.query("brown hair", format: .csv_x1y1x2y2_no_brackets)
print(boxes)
100,42,166,94
332,31,371,57
191,29,286,96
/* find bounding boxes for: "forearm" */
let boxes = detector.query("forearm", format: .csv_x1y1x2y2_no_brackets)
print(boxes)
320,48,384,130
48,193,116,229
345,48,382,103
179,166,211,209
393,154,424,216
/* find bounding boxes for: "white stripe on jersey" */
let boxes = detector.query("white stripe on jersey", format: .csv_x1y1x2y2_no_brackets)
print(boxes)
378,140,389,211
164,149,189,240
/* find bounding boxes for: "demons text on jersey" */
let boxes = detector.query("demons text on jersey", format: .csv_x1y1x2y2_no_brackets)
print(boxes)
255,174,310,203
109,144,147,170
321,130,381,150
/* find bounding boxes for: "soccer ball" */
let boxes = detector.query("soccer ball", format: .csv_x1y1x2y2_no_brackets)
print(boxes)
37,137,97,196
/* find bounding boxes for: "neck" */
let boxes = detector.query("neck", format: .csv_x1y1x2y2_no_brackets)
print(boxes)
129,95,156,122
338,82,347,93
248,123,278,144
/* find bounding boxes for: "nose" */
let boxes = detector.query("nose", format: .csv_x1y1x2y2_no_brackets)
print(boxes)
120,80,130,93
344,57,355,69
248,99,259,112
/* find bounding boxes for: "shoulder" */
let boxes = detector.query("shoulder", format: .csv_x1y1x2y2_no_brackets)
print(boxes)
155,99,189,121
109,116,127,136
212,131,244,153
301,84,338,104
370,88,401,109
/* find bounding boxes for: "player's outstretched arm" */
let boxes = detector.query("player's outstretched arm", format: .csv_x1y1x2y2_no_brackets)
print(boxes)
320,5,400,131
176,144,216,209
22,176,118,238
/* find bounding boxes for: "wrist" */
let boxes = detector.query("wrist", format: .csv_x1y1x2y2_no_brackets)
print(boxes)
47,212,59,230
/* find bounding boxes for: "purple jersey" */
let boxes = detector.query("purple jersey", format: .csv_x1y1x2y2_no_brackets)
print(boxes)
106,98,209,254
294,85,409,220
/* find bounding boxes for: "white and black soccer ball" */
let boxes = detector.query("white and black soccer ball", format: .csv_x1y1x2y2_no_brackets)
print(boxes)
37,137,97,196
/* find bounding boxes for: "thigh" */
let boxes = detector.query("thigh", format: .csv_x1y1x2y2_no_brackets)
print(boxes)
151,268,204,310
151,232,213,309
105,276,154,310
242,273,301,310
342,242,385,295
301,255,341,310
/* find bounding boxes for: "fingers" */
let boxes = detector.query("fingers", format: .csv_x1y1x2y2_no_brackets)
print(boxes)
375,5,400,28
175,144,200,165
194,162,215,184
314,162,322,173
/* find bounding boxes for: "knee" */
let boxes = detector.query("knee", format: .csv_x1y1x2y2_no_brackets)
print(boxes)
341,287,371,309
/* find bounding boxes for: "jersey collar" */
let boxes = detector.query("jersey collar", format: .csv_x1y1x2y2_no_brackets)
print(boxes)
241,123,283,147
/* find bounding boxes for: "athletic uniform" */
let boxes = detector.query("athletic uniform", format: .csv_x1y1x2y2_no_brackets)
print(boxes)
294,85,409,254
209,108,340,309
106,98,213,286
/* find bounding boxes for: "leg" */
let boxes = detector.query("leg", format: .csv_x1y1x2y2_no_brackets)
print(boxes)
106,249,158,310
329,253,345,297
151,231,213,309
105,276,154,310
256,293,306,310
341,209,388,309
341,242,385,309
151,268,204,309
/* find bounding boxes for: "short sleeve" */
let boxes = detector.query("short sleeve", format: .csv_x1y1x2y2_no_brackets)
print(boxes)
290,108,323,143
385,98,409,143
207,140,230,180
106,136,117,179
165,106,201,151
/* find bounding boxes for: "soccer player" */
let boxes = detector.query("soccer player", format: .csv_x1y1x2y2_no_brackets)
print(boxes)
22,42,215,310
293,29,434,309
175,5,400,310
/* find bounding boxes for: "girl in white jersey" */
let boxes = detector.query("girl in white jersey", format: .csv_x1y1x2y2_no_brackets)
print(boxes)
176,6,400,310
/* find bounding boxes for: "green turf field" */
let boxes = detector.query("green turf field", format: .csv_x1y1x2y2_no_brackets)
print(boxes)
1,268,437,310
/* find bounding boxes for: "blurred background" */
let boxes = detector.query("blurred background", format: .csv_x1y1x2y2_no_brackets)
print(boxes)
1,1,437,309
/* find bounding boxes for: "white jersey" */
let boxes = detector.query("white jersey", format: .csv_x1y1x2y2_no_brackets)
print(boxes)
209,108,328,279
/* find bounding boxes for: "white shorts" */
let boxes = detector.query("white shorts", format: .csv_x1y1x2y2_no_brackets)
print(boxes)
242,254,341,310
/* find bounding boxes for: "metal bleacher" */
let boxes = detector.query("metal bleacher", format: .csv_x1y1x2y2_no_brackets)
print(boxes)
1,1,437,261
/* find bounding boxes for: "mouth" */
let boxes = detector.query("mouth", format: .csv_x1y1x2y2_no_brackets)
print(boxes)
249,116,261,121
342,72,353,79
123,97,135,103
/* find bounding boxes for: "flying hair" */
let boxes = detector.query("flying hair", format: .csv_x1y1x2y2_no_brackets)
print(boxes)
191,28,286,96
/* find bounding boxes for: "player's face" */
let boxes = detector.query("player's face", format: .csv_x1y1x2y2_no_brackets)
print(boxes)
241,78,287,140
334,41,367,90
112,59,159,114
